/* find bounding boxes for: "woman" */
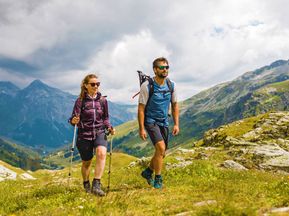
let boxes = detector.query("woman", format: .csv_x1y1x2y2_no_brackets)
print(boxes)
70,74,115,196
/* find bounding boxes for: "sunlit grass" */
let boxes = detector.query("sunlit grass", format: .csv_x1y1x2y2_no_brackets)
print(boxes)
0,152,288,215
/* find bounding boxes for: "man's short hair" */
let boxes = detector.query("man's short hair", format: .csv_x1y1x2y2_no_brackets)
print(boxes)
153,57,169,69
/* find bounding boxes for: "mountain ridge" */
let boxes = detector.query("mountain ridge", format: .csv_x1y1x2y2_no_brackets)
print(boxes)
109,59,289,157
0,79,137,152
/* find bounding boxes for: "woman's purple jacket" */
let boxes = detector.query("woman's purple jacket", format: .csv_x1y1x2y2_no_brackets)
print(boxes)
70,92,112,140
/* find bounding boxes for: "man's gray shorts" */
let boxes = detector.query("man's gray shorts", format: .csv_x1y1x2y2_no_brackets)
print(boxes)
145,123,169,149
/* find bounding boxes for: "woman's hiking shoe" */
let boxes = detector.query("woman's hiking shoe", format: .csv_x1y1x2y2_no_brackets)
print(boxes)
154,175,163,189
141,167,154,186
91,179,105,196
83,181,91,193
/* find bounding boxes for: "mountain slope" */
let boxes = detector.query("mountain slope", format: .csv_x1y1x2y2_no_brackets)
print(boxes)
0,81,20,96
0,80,136,151
176,59,289,145
112,59,289,156
0,138,42,171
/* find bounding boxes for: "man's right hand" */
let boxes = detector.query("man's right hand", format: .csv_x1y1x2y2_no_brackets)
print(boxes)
139,129,147,140
71,115,80,125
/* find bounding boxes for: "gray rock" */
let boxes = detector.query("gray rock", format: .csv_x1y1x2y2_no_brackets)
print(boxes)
175,156,185,161
0,165,17,181
261,155,289,172
222,160,248,170
193,200,217,207
20,173,36,180
166,161,193,170
128,161,137,168
270,206,289,213
277,138,289,151
251,144,289,158
175,211,193,216
128,157,151,168
177,148,195,154
225,136,258,146
195,152,209,160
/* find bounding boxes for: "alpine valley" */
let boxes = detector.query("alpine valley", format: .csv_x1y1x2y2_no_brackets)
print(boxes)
0,80,137,153
1,59,289,168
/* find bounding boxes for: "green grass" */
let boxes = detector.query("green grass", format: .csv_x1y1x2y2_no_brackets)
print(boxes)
266,80,289,92
0,152,288,215
0,138,42,171
215,113,269,138
114,120,138,139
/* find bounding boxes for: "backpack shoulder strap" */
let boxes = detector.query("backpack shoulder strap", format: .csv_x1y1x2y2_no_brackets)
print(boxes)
99,96,107,108
166,78,174,93
147,77,154,104
166,78,174,104
79,98,89,121
99,96,108,117
81,98,86,112
144,78,154,113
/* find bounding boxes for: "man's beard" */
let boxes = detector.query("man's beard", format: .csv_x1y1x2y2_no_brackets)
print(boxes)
158,72,168,78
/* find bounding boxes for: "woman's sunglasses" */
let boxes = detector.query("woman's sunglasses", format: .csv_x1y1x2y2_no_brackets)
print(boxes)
88,82,100,87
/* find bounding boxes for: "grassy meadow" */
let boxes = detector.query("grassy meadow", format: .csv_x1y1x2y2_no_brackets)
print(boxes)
1,150,289,215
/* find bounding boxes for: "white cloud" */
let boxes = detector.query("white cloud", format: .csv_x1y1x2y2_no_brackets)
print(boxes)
1,0,289,104
0,69,34,87
43,29,170,101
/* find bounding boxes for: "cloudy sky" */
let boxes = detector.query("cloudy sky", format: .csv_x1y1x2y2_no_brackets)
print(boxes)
1,0,289,104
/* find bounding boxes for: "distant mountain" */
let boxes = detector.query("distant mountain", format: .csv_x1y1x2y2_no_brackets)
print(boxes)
0,80,136,152
111,59,289,157
178,59,289,144
0,81,20,96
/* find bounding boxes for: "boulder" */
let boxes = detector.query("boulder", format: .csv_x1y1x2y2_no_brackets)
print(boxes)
222,160,248,170
250,144,289,158
0,165,17,181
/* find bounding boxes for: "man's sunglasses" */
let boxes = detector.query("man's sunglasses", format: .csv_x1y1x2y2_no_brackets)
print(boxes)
157,65,169,70
88,82,100,87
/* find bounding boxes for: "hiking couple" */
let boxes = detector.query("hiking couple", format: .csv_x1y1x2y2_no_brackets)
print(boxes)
69,57,179,196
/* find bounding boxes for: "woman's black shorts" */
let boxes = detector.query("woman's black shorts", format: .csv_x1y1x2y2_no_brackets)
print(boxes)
76,133,107,161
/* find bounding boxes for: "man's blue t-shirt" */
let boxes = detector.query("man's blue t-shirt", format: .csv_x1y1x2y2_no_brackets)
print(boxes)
139,78,177,127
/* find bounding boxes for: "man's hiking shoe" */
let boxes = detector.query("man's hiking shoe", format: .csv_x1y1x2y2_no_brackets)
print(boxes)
141,168,154,186
83,181,91,193
154,175,163,189
91,179,105,196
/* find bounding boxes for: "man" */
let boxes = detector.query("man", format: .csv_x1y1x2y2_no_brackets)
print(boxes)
138,57,179,189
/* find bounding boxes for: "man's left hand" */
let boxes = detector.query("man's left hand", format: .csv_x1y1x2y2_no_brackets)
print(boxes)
172,125,179,136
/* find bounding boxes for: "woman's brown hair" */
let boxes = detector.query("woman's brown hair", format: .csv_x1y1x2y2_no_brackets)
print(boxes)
79,74,98,100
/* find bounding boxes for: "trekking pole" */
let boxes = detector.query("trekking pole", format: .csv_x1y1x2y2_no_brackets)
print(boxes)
68,124,77,185
107,133,114,193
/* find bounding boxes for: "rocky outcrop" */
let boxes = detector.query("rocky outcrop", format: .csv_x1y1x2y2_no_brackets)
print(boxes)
0,165,17,181
0,164,36,181
202,111,289,173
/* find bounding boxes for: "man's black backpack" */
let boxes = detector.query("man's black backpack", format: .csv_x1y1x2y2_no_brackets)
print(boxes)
132,70,174,104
